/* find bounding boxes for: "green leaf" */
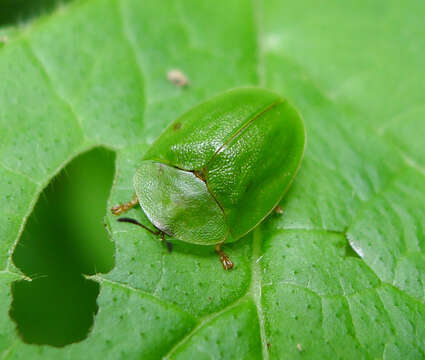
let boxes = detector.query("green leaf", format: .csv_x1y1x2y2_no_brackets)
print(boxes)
1,0,424,358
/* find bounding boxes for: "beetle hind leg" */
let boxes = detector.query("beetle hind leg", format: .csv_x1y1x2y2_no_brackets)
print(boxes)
111,194,139,215
215,243,234,270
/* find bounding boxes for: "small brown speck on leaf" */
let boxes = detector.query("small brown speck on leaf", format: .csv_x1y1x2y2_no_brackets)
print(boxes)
173,122,182,130
167,69,189,87
274,205,284,214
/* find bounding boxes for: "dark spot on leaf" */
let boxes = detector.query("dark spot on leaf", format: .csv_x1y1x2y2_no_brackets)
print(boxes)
173,122,182,131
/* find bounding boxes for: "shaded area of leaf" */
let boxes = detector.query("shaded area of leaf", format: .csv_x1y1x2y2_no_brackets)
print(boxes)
10,147,115,346
0,0,74,26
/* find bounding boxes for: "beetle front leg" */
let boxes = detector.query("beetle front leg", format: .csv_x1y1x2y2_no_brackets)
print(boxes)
215,243,234,270
111,194,138,215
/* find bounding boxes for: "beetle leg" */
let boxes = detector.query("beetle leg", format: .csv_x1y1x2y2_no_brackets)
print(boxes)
215,243,234,270
111,194,138,215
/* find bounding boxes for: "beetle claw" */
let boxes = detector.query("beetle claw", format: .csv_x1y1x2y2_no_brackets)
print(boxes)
219,254,234,270
111,204,124,215
215,243,234,270
111,195,139,215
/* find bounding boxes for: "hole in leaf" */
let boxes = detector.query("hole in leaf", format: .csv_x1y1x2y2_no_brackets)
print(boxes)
10,275,99,347
9,147,115,347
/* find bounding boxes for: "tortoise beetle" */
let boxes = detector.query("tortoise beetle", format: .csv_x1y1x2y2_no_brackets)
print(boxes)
112,88,305,269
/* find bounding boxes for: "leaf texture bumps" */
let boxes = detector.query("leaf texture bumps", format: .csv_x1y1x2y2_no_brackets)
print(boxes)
1,0,425,358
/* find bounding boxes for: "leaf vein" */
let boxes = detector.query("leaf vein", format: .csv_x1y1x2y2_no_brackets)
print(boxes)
0,163,40,186
23,40,88,142
250,227,269,360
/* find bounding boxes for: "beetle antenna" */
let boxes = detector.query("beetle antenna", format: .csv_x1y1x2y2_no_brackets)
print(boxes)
118,217,161,235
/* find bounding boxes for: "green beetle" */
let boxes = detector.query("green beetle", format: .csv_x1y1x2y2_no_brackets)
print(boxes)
112,87,305,269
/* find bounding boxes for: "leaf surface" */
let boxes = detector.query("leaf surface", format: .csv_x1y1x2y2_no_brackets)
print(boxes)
1,0,424,358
